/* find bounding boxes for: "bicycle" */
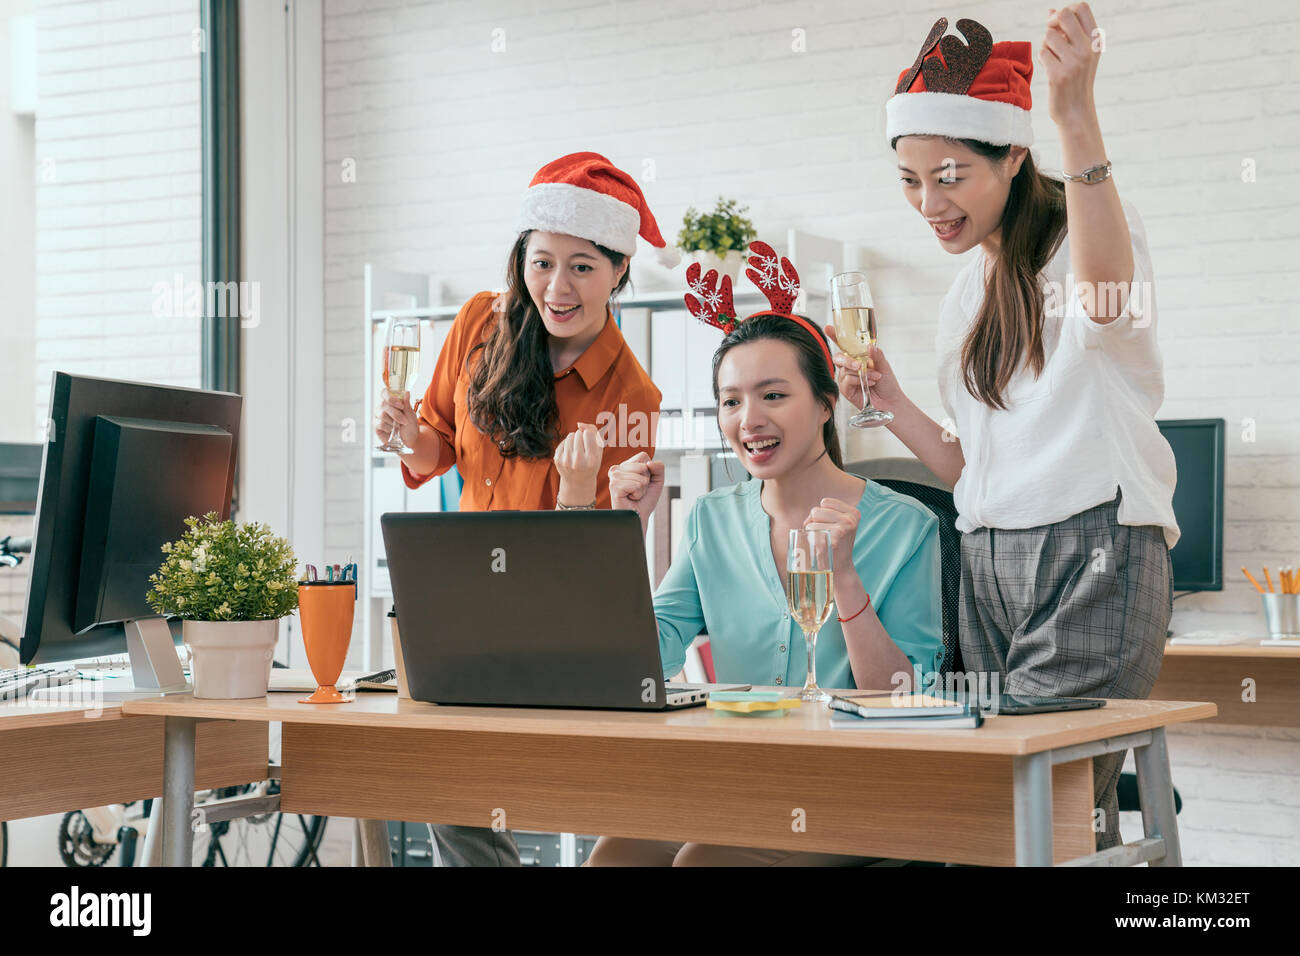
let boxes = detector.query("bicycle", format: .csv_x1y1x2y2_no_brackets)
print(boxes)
58,779,327,867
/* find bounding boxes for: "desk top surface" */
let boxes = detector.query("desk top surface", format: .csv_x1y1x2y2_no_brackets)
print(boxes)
121,690,1216,756
1162,641,1300,658
0,686,124,731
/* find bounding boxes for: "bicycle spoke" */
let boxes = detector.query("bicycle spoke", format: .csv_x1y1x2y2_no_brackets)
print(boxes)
266,813,284,867
297,815,324,867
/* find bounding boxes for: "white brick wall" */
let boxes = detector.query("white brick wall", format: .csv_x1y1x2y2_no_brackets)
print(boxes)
2,2,202,618
323,0,1300,863
32,0,203,439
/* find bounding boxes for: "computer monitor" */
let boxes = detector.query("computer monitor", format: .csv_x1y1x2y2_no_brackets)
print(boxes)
1157,418,1225,592
20,373,241,695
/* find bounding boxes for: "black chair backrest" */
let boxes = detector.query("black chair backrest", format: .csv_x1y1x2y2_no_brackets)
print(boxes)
844,458,963,676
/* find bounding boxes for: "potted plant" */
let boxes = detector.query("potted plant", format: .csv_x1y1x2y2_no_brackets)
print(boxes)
676,197,758,282
147,512,299,699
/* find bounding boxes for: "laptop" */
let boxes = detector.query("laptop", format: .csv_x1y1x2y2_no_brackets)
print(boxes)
380,510,749,709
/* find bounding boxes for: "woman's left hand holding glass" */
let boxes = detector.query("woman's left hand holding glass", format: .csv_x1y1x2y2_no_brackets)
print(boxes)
802,497,862,583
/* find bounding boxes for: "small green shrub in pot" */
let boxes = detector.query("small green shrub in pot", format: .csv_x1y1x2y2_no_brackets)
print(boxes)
676,198,757,281
148,512,299,698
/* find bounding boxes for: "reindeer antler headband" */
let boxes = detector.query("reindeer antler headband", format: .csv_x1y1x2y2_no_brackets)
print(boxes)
885,17,1035,149
684,240,834,373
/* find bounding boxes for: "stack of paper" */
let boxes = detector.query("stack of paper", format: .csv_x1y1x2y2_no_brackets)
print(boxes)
707,690,802,717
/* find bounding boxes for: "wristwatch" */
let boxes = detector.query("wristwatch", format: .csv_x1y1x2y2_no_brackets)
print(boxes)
556,501,595,510
1062,161,1112,185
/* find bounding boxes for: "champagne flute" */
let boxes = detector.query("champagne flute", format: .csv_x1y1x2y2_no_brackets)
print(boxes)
377,317,421,454
787,529,834,703
831,271,893,427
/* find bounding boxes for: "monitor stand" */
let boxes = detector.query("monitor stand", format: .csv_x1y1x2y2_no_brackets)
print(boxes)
33,617,191,703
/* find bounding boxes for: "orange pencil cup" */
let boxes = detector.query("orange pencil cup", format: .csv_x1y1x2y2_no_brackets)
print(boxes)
298,582,356,704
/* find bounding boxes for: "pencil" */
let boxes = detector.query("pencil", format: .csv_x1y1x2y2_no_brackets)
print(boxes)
1242,566,1265,594
1264,567,1275,593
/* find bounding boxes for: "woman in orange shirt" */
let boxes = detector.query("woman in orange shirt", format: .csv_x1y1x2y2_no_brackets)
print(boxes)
374,152,670,510
371,151,672,867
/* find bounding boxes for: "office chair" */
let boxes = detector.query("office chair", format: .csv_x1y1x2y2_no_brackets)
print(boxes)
845,457,962,676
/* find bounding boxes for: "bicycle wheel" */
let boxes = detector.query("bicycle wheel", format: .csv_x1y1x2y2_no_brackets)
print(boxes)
192,781,328,867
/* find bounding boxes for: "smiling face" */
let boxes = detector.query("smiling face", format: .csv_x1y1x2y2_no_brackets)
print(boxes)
716,338,831,479
895,136,1026,255
522,231,628,348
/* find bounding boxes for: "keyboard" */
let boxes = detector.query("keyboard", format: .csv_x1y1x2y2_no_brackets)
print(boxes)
0,664,77,701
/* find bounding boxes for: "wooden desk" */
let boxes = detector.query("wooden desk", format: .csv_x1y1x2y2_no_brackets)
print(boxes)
1151,642,1300,727
123,691,1215,867
0,686,269,822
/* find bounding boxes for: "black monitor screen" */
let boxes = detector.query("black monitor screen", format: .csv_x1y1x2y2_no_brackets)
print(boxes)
21,373,241,664
1158,418,1225,592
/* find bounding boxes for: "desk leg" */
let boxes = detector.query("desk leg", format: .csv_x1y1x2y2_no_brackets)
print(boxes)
1134,727,1182,867
161,716,196,867
1013,752,1054,866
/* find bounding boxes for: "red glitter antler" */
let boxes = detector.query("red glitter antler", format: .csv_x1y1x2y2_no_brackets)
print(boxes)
923,18,992,95
895,18,949,94
895,18,992,95
744,240,799,315
684,262,738,333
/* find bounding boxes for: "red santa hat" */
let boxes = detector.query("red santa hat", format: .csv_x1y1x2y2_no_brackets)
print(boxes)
518,151,681,269
886,18,1034,148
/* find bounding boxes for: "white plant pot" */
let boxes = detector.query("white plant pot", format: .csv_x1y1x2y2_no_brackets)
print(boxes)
183,619,279,699
690,249,746,283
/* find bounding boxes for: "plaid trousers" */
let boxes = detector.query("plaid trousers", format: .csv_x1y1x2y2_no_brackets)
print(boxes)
958,488,1173,853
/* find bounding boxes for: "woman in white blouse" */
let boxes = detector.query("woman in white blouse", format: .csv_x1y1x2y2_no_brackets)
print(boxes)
831,7,1178,852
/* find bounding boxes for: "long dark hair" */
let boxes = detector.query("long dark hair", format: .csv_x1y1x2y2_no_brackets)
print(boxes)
711,313,844,469
466,230,631,458
892,135,1067,410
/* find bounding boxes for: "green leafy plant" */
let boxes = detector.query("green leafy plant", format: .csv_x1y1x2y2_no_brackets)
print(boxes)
676,197,757,256
147,513,299,622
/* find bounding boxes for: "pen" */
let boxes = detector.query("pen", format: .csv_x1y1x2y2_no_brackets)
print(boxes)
1242,567,1264,594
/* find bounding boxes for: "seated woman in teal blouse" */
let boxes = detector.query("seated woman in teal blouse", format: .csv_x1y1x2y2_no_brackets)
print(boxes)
585,309,943,867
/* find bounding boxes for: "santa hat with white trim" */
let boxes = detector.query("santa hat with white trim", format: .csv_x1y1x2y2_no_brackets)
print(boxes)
886,18,1034,149
518,151,681,269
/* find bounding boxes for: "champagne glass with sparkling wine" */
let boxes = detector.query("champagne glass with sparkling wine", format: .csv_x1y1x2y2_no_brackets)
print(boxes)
377,317,421,454
831,271,893,427
787,529,834,703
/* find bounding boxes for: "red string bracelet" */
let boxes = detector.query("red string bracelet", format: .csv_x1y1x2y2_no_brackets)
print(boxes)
837,593,871,623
